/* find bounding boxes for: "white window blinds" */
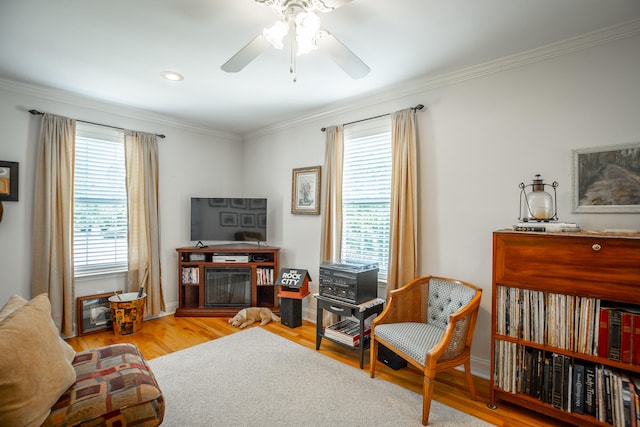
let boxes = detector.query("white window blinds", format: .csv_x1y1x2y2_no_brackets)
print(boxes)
73,122,128,276
341,117,392,280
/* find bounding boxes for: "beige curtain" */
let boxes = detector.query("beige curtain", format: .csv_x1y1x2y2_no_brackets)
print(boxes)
319,125,344,326
386,108,418,296
319,125,344,263
125,131,165,316
32,114,76,336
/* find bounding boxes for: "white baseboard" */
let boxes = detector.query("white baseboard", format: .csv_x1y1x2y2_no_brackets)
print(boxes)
162,301,178,316
468,355,491,380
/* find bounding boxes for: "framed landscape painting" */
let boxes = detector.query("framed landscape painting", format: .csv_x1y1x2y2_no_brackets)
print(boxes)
572,142,640,213
291,166,321,215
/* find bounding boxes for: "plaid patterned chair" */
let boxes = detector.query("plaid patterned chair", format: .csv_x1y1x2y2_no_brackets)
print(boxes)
0,294,163,427
43,343,164,427
369,276,482,426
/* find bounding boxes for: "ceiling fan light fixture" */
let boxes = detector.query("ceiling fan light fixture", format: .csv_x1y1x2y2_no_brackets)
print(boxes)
296,11,320,34
222,0,369,79
296,33,319,55
263,20,289,49
255,0,336,14
294,11,321,55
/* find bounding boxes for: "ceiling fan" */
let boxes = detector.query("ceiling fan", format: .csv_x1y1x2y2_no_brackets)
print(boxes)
221,0,370,81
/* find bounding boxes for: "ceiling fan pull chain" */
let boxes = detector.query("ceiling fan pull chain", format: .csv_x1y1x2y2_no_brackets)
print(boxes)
290,24,297,82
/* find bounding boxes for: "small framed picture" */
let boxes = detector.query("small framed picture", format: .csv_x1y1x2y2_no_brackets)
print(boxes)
241,213,255,227
250,198,266,209
291,166,321,215
258,213,267,227
77,291,121,336
230,198,247,209
572,142,640,213
220,211,238,226
208,198,227,207
0,161,19,202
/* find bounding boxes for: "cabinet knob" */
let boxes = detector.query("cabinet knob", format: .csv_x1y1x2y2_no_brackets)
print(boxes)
592,243,602,251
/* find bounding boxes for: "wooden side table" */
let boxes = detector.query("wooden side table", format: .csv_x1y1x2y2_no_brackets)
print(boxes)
314,293,385,369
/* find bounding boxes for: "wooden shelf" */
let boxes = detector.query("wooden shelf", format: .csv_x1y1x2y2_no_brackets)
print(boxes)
175,244,279,317
490,230,640,426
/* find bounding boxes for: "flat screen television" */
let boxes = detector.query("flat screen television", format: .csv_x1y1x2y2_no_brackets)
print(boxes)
190,197,267,243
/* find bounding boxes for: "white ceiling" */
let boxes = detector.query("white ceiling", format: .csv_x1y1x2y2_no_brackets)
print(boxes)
1,0,640,136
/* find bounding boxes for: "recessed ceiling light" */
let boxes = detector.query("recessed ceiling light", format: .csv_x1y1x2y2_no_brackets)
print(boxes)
161,71,184,81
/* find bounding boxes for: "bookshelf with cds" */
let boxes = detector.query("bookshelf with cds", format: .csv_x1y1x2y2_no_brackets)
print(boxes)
176,244,279,317
490,230,640,427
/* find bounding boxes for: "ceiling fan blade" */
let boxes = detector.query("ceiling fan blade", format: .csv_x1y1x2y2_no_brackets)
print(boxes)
318,31,370,79
221,34,271,73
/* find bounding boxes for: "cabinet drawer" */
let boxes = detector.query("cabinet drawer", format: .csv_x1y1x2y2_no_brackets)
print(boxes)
318,300,354,317
494,232,640,300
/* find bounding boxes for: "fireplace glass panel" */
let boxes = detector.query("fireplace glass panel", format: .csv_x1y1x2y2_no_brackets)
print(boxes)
204,267,251,308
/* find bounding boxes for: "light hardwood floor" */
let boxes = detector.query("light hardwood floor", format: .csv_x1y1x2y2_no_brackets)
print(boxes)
65,316,571,427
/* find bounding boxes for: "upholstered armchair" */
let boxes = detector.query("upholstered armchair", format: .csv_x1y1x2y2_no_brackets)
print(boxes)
369,276,482,426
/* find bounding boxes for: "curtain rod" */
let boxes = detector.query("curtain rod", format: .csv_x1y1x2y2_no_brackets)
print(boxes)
320,104,424,132
28,109,166,139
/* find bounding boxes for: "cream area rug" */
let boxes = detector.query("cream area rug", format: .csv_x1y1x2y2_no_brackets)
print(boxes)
148,327,492,426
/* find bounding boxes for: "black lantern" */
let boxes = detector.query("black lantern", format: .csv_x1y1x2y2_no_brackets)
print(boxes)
519,174,558,222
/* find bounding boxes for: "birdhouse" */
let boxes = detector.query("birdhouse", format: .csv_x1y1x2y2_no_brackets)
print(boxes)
276,268,311,299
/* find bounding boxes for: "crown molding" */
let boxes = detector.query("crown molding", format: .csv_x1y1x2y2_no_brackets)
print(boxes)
0,78,241,142
245,18,640,140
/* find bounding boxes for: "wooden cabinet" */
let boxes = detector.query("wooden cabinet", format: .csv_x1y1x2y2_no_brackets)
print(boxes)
490,230,640,427
175,244,279,317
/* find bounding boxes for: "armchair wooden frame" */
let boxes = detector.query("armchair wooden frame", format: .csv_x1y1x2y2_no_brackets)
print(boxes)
369,276,482,425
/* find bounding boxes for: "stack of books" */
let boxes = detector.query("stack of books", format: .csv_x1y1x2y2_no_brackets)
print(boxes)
598,304,640,365
256,267,273,285
324,319,371,347
495,343,640,425
512,222,580,232
181,267,199,284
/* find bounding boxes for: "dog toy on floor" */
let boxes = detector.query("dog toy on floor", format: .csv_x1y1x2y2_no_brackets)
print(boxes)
228,307,280,328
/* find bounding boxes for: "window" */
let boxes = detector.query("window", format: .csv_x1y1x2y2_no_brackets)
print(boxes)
73,123,127,276
341,118,392,280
